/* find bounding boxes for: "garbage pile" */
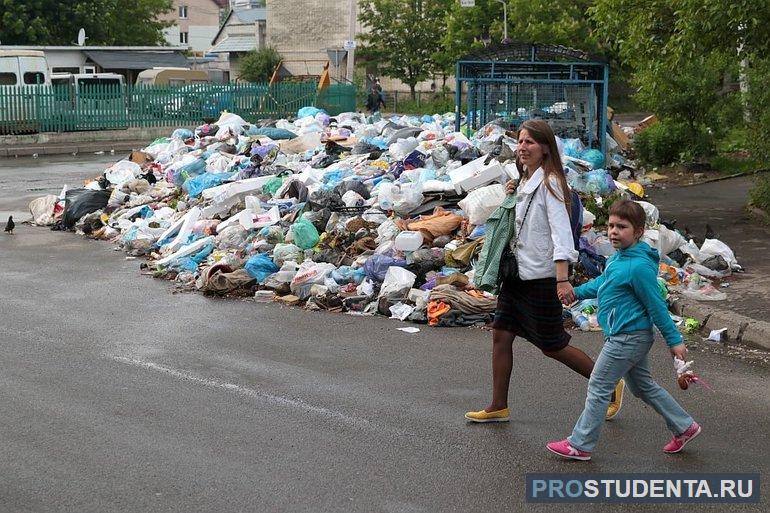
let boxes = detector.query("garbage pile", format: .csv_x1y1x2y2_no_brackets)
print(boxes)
29,109,741,330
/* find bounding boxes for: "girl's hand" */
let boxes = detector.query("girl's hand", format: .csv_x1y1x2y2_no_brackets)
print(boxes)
670,343,688,361
557,281,575,305
505,179,517,195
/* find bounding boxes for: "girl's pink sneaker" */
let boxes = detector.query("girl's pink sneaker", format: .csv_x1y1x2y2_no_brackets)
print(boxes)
663,422,701,453
546,439,592,461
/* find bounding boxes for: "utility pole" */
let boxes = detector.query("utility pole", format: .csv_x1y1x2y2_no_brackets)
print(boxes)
345,0,356,83
496,0,509,43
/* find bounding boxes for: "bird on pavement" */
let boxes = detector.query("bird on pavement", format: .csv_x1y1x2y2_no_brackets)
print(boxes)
705,223,718,240
4,215,14,234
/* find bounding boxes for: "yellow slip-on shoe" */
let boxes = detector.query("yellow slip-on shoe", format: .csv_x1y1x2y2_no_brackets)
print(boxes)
464,407,510,423
606,379,625,420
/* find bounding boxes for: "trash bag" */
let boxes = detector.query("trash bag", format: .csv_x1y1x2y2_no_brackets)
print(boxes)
105,160,142,186
379,266,417,299
215,225,249,249
183,172,233,198
259,225,285,244
309,189,344,210
580,149,605,169
363,254,407,282
292,215,320,249
290,261,336,299
246,127,297,140
262,176,284,197
302,208,331,232
244,254,279,284
272,243,303,267
29,195,58,226
172,128,194,140
458,184,506,225
331,265,365,285
171,158,206,187
297,106,325,119
334,179,370,200
61,189,111,230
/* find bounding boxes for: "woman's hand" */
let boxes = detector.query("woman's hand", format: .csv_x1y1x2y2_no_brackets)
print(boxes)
505,179,517,195
557,281,575,305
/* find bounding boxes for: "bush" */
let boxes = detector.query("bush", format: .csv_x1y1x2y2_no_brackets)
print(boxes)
634,119,714,167
749,175,770,212
238,47,282,83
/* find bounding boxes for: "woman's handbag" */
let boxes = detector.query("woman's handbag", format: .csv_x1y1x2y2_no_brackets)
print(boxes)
499,184,540,281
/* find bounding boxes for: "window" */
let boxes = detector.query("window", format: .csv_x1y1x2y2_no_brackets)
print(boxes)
179,5,188,18
23,72,46,84
0,73,18,85
180,31,189,44
52,67,79,74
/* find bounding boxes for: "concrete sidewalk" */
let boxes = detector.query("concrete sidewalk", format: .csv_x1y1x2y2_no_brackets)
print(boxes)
647,176,770,350
0,125,195,158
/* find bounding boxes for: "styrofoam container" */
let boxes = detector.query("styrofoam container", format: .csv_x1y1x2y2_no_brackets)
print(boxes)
394,231,424,252
447,155,505,193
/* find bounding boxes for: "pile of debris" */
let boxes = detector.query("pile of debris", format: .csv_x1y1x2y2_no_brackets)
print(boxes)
28,108,740,330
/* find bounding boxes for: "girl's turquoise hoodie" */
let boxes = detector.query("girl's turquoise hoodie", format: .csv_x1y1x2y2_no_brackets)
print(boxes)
574,241,683,347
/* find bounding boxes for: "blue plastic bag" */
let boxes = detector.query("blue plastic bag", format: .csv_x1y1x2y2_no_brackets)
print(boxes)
580,148,605,170
246,127,297,140
183,172,234,198
297,106,325,119
331,266,366,285
172,158,206,187
363,254,407,282
170,241,214,273
244,253,280,284
172,128,194,140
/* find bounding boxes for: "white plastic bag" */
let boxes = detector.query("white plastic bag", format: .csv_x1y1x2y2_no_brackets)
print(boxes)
634,201,660,228
105,160,141,185
379,267,417,299
28,195,58,226
699,238,738,268
458,183,506,225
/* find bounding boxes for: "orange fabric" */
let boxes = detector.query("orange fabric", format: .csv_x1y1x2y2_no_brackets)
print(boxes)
395,207,464,243
427,300,452,326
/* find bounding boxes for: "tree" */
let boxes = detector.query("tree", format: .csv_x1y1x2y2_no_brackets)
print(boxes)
0,0,173,46
358,0,452,100
238,47,282,83
590,0,770,163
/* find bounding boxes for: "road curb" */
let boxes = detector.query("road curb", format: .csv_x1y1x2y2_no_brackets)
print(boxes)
1,141,147,158
671,297,770,351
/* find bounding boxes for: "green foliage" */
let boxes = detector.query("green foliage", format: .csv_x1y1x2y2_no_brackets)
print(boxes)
746,58,770,162
634,120,715,167
392,94,456,115
358,0,452,99
749,175,770,212
582,191,624,227
238,47,282,83
0,0,173,45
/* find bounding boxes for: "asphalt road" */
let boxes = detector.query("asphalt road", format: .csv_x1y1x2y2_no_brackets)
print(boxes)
0,157,768,512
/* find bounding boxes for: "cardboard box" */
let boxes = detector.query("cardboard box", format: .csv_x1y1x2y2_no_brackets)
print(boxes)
448,155,505,193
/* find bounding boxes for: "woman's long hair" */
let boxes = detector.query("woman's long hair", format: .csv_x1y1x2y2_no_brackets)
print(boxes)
516,119,572,214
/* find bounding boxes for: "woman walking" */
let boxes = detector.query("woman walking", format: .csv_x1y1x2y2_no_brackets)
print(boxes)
466,120,623,423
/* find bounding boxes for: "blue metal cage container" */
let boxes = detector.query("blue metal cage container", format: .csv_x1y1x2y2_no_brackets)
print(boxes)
455,42,610,155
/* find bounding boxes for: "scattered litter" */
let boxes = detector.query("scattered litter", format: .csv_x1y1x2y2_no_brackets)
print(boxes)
396,327,420,333
706,328,728,343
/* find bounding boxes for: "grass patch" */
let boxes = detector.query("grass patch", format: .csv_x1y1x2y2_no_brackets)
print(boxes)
749,175,770,211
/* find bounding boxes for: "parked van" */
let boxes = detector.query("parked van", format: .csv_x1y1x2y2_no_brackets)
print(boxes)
50,73,128,130
135,67,209,86
0,50,50,86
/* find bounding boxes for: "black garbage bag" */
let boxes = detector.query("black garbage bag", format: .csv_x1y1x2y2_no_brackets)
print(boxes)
325,140,348,156
446,144,480,164
334,179,370,200
387,127,423,145
282,180,309,202
309,189,344,210
61,188,111,230
312,154,339,169
667,248,688,267
303,208,331,232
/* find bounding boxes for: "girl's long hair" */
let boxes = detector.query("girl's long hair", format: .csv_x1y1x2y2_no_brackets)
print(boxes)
516,119,572,214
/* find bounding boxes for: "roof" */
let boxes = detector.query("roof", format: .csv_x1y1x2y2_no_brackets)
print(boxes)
211,7,266,45
84,50,190,70
1,45,188,51
209,35,257,54
0,50,46,57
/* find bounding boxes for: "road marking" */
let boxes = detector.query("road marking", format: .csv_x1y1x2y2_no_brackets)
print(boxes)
110,355,380,432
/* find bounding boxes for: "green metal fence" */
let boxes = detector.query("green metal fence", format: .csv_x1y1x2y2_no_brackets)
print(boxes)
0,82,357,135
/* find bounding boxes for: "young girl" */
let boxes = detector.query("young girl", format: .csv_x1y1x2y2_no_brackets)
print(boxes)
546,199,700,460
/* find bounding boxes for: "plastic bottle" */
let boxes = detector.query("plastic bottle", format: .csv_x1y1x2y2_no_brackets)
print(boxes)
572,312,591,331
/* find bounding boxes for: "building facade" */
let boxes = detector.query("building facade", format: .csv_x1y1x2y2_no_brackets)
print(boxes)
161,0,229,53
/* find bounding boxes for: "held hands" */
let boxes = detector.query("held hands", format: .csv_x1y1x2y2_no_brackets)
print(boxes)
557,281,575,305
505,179,518,195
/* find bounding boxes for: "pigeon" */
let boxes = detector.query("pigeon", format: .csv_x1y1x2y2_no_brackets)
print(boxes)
705,223,718,240
4,215,14,234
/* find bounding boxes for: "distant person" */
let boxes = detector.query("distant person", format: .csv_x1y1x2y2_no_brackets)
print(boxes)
546,199,700,461
366,86,385,114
